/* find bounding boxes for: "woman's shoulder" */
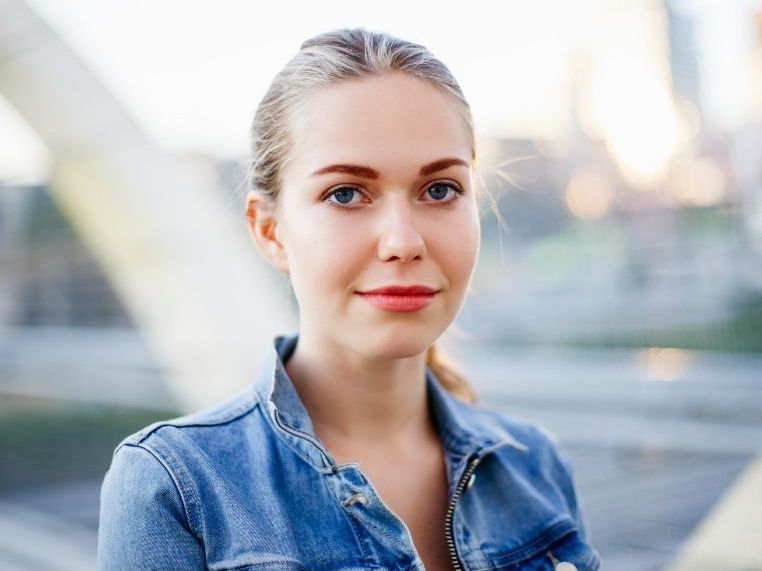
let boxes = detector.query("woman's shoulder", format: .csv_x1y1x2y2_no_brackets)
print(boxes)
462,399,578,481
466,401,591,532
459,396,565,454
113,385,265,461
96,389,266,570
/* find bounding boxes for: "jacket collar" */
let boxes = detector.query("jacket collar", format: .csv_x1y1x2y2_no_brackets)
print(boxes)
253,333,528,472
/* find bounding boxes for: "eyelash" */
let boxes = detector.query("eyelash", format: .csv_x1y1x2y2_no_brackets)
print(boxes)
323,180,465,210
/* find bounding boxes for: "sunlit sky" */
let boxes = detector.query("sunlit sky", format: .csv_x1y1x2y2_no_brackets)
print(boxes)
0,0,759,182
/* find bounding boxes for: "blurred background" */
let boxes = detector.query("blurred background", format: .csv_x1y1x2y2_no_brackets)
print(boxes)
1,0,760,570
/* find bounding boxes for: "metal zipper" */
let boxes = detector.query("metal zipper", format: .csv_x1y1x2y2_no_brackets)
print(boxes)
444,440,521,571
276,403,523,571
444,455,481,571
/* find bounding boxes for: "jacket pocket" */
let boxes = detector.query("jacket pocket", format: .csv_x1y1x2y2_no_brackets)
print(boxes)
485,525,601,571
216,560,371,571
209,556,309,571
544,531,601,571
214,560,307,571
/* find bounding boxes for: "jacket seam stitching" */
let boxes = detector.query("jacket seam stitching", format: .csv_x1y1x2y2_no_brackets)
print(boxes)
128,398,260,447
338,506,381,569
117,443,193,540
255,393,332,473
129,439,207,544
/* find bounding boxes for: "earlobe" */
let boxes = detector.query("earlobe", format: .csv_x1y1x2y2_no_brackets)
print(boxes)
245,192,289,274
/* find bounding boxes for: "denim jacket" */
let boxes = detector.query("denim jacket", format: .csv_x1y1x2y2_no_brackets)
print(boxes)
97,334,601,571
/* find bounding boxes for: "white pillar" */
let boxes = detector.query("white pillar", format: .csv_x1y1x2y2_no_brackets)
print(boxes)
0,0,296,411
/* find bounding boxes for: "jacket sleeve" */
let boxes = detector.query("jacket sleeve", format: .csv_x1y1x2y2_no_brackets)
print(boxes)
97,443,206,571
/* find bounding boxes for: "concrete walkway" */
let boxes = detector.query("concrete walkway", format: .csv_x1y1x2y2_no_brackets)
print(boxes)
0,479,99,571
663,454,762,571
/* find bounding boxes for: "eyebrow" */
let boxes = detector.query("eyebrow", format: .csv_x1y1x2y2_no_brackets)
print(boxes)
311,157,469,179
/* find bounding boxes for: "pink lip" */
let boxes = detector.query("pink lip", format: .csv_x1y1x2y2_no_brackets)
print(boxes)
356,285,439,313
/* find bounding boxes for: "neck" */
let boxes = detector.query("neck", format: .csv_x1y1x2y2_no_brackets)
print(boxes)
284,327,437,458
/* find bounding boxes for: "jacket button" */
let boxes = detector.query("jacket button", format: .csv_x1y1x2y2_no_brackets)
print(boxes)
555,563,578,571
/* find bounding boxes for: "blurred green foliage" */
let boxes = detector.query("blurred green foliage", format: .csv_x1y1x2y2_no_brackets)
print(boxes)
575,289,762,353
573,309,762,353
0,397,178,493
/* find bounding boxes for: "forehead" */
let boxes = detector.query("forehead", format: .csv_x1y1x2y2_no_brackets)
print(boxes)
284,73,472,177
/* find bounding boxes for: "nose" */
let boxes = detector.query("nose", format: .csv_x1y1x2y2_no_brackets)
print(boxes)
377,198,426,263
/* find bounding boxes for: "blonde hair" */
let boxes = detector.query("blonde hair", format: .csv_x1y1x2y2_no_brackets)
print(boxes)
248,28,479,403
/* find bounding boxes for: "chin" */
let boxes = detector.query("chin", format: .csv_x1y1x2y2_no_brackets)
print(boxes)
352,323,444,360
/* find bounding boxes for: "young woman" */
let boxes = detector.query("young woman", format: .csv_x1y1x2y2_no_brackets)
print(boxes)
97,28,601,571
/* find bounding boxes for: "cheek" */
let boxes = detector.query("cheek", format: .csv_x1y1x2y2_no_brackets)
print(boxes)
432,208,481,282
281,211,370,297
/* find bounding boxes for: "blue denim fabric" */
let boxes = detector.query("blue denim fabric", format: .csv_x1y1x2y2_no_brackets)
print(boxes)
97,333,601,571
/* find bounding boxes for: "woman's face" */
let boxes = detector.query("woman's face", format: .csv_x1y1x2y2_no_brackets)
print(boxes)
257,72,480,359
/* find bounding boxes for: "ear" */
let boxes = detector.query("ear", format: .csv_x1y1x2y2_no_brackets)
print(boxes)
245,192,289,274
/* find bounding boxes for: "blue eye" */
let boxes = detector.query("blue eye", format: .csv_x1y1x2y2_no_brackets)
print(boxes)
327,187,361,206
425,182,461,202
325,181,462,209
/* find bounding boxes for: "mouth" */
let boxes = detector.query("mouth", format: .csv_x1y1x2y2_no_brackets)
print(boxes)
355,285,439,313
356,285,439,296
